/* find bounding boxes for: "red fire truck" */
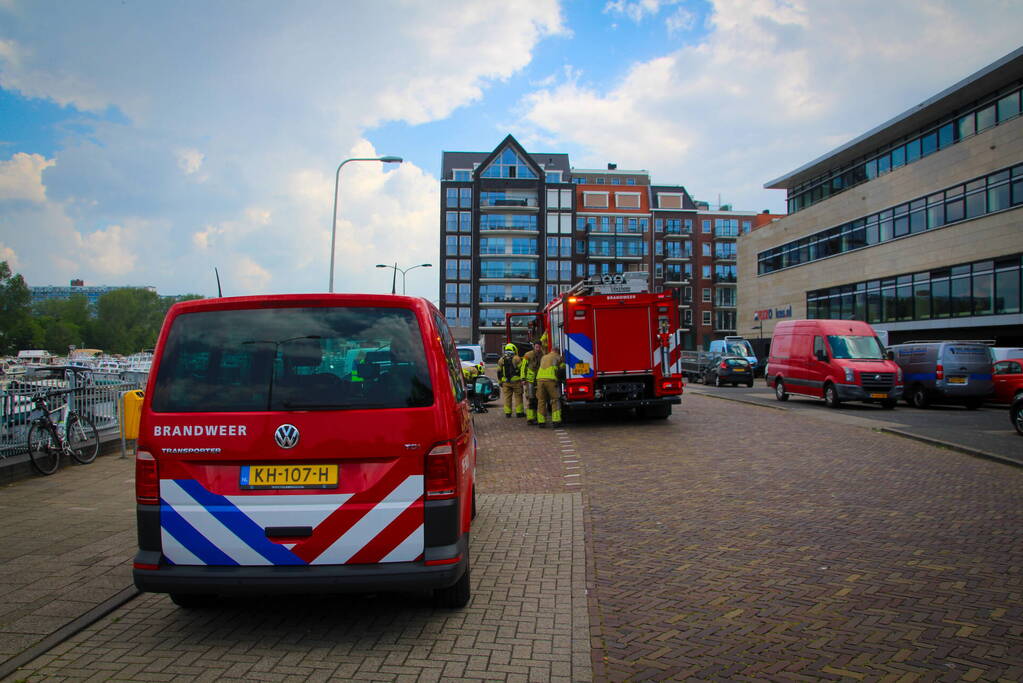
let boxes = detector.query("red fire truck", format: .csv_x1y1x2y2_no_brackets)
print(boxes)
509,273,684,419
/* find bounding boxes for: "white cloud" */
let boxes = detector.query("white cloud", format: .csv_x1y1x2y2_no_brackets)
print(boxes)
76,223,137,276
519,0,1023,211
665,7,695,34
175,148,205,177
604,0,681,23
0,1,563,298
0,152,54,202
0,242,18,269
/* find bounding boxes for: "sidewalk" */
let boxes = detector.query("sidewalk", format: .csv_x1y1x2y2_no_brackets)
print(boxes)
0,453,138,675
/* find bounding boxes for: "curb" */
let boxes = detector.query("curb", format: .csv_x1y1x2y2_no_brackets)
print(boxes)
0,586,141,681
877,427,1022,468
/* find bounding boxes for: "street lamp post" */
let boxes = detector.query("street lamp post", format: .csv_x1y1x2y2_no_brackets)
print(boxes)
329,155,403,293
376,263,432,295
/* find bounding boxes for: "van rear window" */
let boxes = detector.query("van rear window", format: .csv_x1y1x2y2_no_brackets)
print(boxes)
152,306,433,412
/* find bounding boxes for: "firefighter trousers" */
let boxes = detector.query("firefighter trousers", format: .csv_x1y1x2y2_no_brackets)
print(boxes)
523,381,537,422
536,379,561,425
501,380,524,416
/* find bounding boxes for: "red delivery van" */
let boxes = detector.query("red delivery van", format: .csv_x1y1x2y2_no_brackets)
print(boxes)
767,319,903,409
133,294,476,608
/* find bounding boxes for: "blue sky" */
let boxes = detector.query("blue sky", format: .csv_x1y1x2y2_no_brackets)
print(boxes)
1,1,1020,301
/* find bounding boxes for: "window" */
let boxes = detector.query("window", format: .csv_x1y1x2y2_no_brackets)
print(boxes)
702,243,711,257
152,307,433,413
583,192,609,208
452,170,471,181
446,188,458,207
545,171,562,183
616,193,640,209
446,211,458,232
702,288,711,302
626,178,636,185
702,265,711,279
655,218,663,233
460,188,472,208
702,311,711,326
480,147,538,179
701,220,711,234
459,211,472,232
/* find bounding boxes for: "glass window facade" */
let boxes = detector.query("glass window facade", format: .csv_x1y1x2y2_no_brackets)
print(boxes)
785,85,1023,214
807,254,1023,323
480,147,538,179
760,163,1023,275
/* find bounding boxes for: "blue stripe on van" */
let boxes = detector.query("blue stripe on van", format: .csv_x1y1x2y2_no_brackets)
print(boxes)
176,479,306,566
160,501,238,566
905,372,936,382
970,373,993,381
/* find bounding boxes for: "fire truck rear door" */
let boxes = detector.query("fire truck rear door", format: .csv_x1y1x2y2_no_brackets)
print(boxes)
593,305,652,373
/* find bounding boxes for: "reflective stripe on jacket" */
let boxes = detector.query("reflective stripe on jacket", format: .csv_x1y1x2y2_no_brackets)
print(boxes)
536,351,564,381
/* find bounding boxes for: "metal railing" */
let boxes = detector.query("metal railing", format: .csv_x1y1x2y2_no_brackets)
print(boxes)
1,371,146,458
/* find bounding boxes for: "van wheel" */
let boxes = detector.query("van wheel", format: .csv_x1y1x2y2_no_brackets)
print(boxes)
170,593,215,608
774,379,789,402
824,383,841,409
434,564,471,609
746,381,754,388
912,386,929,409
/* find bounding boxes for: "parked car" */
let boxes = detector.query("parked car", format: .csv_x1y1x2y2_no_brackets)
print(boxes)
767,319,902,409
888,340,993,409
708,336,760,376
703,356,754,387
134,294,476,609
1011,394,1023,435
992,358,1023,404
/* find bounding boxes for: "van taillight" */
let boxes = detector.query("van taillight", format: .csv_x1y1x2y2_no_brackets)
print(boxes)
936,364,944,380
425,442,457,500
136,451,159,504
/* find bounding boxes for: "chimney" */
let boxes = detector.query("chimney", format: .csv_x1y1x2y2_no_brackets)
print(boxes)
607,163,617,170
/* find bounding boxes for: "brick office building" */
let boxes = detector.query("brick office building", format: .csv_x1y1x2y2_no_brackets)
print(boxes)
440,135,781,354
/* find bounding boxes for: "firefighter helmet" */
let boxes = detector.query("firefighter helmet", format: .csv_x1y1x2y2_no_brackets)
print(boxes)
503,343,517,354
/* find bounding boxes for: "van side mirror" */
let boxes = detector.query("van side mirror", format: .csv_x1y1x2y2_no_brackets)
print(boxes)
886,350,894,361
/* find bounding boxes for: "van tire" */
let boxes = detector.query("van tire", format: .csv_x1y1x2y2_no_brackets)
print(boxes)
823,383,841,409
912,386,929,409
170,593,215,608
434,564,470,609
746,380,754,388
774,379,789,401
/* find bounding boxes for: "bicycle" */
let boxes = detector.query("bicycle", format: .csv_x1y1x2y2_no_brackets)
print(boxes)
25,389,100,475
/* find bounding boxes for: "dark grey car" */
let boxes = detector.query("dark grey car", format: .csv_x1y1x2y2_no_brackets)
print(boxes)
703,356,754,387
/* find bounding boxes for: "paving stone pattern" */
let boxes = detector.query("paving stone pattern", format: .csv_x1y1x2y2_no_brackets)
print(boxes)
0,454,136,661
5,491,589,683
570,396,1023,681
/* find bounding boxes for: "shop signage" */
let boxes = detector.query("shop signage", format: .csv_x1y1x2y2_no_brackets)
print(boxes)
753,305,793,321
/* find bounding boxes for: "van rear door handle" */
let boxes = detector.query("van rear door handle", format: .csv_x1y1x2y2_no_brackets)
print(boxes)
265,526,313,538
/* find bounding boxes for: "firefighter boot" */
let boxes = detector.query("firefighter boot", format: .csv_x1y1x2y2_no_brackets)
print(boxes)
551,407,562,427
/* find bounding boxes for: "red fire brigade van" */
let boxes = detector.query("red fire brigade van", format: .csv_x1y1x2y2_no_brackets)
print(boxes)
133,294,475,608
518,273,684,419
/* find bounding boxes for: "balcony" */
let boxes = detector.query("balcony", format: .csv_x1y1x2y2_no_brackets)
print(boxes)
713,274,737,284
479,273,539,282
479,250,540,258
480,198,538,211
714,231,738,240
479,297,539,307
713,252,737,262
663,253,692,261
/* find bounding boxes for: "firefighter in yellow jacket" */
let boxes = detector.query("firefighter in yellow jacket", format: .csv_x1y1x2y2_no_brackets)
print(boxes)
518,341,543,424
535,345,565,427
497,343,525,418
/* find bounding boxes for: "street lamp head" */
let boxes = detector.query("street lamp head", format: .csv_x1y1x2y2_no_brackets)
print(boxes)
421,263,433,268
378,156,403,164
375,264,389,268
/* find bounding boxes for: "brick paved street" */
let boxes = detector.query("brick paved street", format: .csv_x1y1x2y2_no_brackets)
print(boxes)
2,391,1022,681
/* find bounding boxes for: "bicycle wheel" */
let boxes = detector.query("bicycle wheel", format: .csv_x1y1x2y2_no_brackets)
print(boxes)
27,422,61,475
66,414,100,464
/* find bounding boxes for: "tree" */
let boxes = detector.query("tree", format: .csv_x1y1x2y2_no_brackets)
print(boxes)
35,294,92,354
0,261,42,355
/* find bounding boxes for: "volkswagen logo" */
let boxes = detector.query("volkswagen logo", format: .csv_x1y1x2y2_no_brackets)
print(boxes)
274,424,300,449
